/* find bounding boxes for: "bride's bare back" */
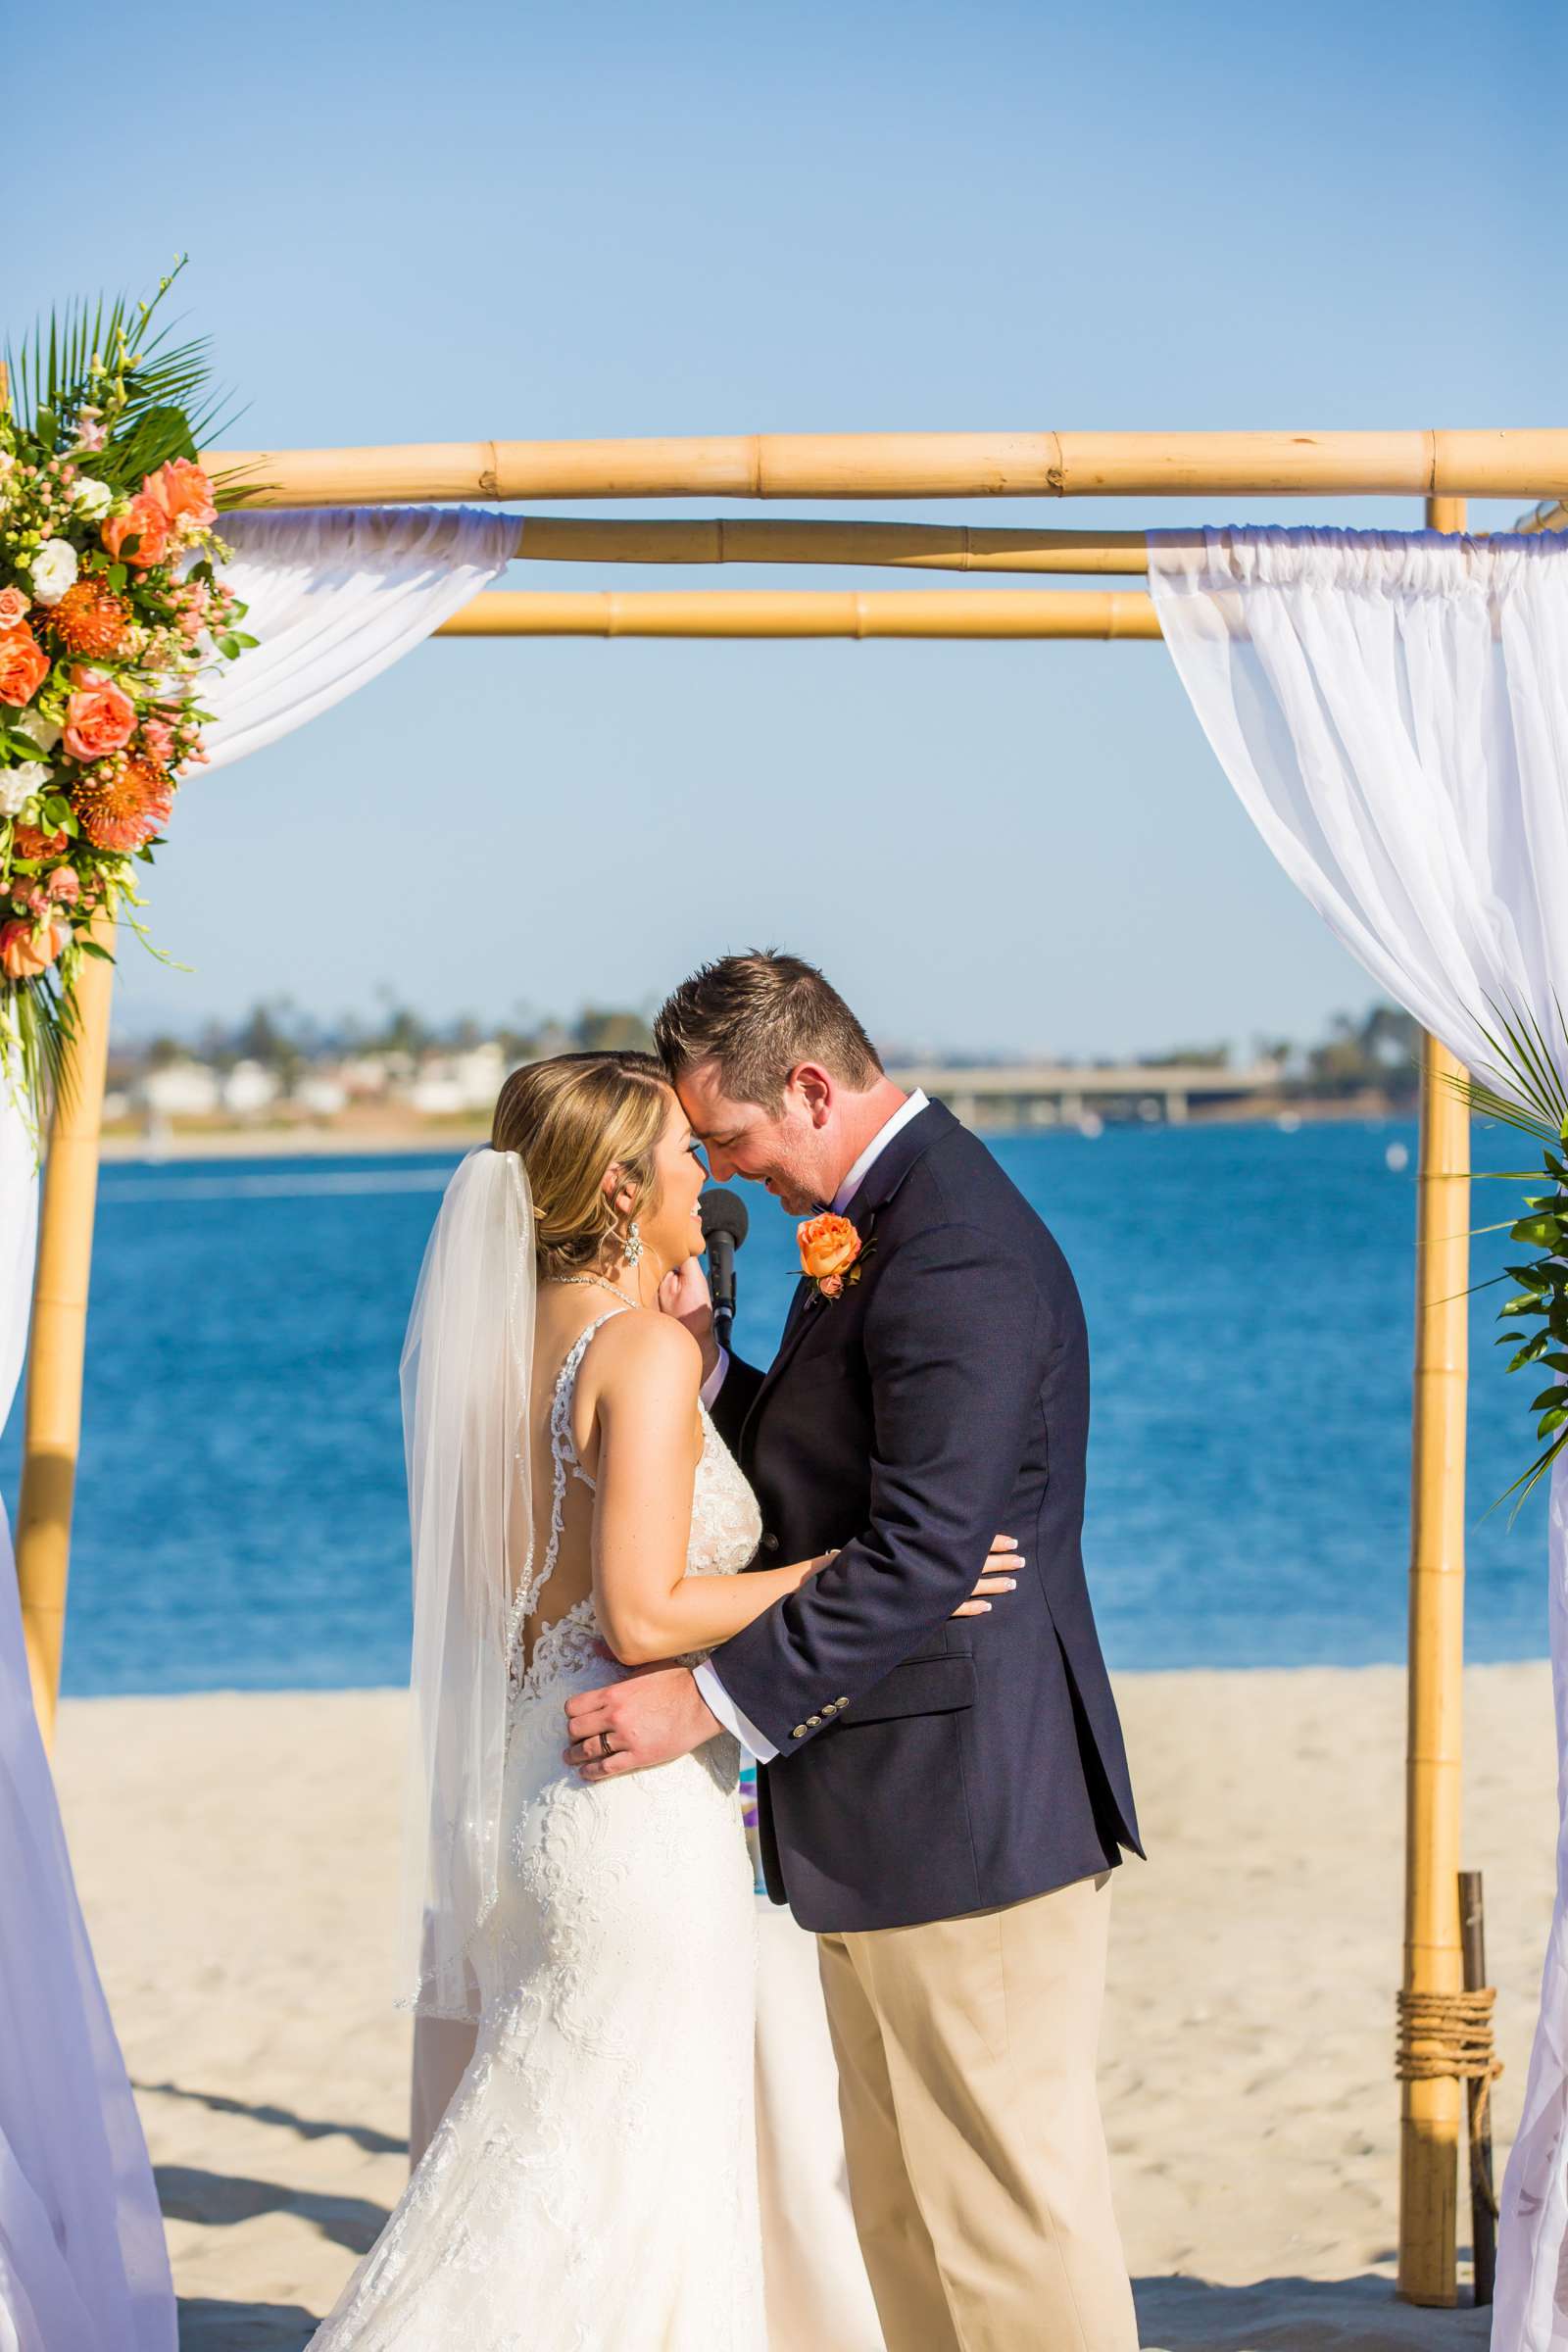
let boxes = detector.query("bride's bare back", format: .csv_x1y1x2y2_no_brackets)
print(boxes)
516,1286,704,1666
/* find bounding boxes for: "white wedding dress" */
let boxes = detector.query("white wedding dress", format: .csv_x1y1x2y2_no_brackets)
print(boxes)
309,1308,767,2350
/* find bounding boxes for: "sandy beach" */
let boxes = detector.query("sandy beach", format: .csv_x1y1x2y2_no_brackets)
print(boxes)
54,1662,1555,2350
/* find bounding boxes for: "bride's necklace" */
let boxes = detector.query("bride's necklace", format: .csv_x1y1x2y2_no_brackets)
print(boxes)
547,1271,636,1308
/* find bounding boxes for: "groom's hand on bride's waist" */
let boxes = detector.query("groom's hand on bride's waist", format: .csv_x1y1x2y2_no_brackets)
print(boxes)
564,1656,722,1781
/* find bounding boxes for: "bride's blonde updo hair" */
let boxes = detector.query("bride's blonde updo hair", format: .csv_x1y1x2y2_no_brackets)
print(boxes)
490,1050,671,1279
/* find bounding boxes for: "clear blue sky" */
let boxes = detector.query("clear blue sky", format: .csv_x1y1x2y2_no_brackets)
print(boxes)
19,0,1565,1056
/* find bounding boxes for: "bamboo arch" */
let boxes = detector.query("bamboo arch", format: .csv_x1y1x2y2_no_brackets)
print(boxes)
16,428,1546,2312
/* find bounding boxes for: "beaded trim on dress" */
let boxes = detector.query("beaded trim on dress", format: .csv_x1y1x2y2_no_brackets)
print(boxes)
506,1308,628,1713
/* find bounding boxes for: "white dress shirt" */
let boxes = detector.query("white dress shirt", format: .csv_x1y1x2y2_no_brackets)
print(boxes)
695,1093,930,1762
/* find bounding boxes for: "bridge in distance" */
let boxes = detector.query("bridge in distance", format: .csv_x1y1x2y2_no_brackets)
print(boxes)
888,1061,1285,1129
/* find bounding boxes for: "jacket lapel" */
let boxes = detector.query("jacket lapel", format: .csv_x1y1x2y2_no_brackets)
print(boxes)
740,1100,956,1450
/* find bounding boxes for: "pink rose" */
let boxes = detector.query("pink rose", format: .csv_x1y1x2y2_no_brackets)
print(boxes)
145,459,217,528
19,867,79,916
63,671,136,762
0,586,31,629
102,494,172,569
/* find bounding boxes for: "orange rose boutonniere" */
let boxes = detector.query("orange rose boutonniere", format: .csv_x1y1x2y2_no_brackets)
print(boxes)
798,1212,868,1303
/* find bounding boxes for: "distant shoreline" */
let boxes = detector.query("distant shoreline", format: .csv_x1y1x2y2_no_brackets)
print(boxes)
95,1092,1410,1163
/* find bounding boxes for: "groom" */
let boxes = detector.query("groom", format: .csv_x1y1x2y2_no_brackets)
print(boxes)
564,951,1142,2351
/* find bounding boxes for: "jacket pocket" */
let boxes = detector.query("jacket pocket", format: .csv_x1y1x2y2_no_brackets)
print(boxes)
834,1655,976,1728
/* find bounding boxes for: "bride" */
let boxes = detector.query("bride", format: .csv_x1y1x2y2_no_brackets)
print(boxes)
308,1050,1007,2351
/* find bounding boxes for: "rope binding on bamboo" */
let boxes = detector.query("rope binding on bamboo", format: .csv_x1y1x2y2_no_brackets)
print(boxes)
1396,1987,1504,2184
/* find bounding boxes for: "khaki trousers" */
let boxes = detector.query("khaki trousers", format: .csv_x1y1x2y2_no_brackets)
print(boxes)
818,1872,1138,2352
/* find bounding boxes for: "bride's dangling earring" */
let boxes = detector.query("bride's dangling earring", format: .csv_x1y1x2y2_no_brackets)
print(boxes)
624,1219,645,1267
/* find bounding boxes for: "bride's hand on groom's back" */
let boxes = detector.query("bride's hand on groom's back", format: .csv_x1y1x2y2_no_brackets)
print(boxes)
952,1533,1022,1617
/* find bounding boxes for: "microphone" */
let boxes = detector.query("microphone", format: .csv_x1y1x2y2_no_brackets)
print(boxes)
699,1187,750,1352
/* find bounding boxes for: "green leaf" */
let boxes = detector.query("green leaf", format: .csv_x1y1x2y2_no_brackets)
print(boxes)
75,937,116,963
1538,1405,1568,1439
1507,1263,1551,1292
1500,1295,1544,1318
1509,1335,1552,1371
1531,1387,1566,1413
1510,1217,1563,1249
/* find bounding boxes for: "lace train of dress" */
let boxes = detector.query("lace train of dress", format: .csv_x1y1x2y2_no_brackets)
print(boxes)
309,1314,767,2351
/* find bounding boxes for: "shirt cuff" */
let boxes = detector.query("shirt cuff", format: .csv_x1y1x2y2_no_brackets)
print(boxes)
699,1346,729,1412
694,1660,779,1764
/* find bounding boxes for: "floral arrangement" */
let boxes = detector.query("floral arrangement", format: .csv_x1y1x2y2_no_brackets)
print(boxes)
1454,1003,1568,1512
0,265,252,1119
798,1212,868,1303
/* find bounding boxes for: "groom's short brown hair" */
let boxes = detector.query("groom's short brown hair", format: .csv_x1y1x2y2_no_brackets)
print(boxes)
655,951,883,1109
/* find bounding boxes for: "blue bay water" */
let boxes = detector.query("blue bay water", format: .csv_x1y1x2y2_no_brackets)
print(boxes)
0,1118,1549,1696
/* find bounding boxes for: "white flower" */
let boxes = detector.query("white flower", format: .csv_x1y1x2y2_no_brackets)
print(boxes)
72,475,113,521
0,761,48,817
13,708,62,754
28,539,78,607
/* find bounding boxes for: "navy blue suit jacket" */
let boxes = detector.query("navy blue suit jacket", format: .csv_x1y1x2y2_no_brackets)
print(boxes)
710,1100,1141,1935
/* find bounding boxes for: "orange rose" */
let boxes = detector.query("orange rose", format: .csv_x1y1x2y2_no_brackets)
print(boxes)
144,459,217,528
63,671,136,761
102,493,172,568
12,823,68,858
798,1213,862,1283
0,625,49,709
0,916,67,980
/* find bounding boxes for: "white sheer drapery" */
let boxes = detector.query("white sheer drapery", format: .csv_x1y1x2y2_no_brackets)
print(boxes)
204,505,517,768
0,502,514,2345
1149,523,1568,2351
0,1093,174,2352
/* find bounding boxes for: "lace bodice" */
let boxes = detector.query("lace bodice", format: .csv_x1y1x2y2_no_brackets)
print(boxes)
507,1309,762,1717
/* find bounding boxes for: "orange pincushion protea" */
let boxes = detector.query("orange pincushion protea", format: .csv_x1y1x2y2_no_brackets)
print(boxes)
71,755,174,851
44,579,133,660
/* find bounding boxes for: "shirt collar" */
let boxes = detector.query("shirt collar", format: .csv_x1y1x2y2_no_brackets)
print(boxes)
830,1090,930,1216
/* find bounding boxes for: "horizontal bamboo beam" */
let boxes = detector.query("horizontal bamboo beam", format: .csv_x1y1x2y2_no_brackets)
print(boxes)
435,588,1162,640
509,516,1149,573
204,430,1568,508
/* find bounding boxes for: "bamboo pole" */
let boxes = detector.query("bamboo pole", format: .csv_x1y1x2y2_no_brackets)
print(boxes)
509,516,1150,572
436,587,1162,639
1397,493,1471,2308
202,429,1568,509
14,907,118,1749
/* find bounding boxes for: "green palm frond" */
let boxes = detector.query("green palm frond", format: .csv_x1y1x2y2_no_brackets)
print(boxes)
7,970,74,1128
1441,992,1568,1520
1450,994,1568,1142
4,260,245,498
